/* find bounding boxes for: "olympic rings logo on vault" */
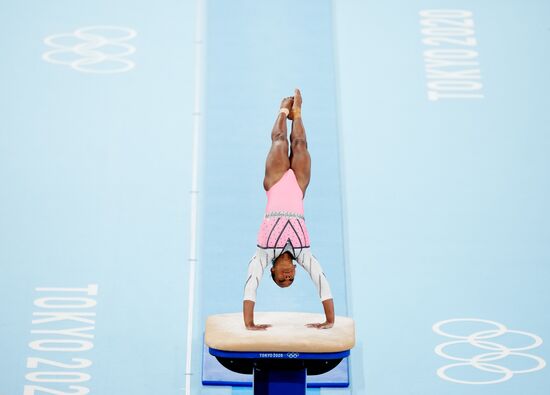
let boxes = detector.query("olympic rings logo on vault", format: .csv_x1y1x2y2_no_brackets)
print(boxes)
42,26,137,74
433,318,546,385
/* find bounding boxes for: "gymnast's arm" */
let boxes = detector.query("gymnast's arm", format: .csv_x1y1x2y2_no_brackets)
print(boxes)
243,301,271,330
243,252,272,330
315,298,335,329
297,250,335,329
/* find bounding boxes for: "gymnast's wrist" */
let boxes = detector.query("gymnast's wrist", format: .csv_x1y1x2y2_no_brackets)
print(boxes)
244,317,256,328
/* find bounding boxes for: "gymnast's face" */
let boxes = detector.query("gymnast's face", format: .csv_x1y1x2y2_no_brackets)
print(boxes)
271,252,296,288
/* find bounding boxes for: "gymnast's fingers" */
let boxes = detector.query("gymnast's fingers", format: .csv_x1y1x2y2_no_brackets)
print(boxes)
247,326,264,331
306,322,333,329
253,324,271,330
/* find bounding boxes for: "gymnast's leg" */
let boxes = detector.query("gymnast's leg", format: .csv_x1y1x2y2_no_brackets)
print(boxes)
289,89,311,196
263,96,293,191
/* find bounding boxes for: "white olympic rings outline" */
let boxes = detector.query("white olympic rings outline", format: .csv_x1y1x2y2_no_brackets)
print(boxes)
287,353,299,359
42,26,137,74
433,318,546,384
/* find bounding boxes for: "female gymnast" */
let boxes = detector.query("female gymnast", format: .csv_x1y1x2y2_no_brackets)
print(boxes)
243,88,334,330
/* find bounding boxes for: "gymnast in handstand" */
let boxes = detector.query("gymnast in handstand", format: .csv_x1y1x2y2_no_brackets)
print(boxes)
243,88,334,330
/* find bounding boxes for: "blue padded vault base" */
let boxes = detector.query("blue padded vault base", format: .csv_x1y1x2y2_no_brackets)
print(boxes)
201,339,350,387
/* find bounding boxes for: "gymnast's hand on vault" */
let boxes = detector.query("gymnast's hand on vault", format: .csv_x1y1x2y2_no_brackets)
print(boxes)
306,299,335,329
244,301,271,330
246,323,272,331
306,321,334,330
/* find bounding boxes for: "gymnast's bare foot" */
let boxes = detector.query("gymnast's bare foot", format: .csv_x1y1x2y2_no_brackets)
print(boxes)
280,96,294,116
288,88,302,120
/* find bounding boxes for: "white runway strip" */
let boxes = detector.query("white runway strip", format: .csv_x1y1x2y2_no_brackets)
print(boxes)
185,0,205,393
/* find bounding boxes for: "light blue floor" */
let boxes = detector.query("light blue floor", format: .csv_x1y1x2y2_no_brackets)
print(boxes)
1,1,549,394
335,1,550,394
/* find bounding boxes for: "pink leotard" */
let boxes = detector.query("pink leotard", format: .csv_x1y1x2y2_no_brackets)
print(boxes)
243,169,332,302
257,169,310,249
